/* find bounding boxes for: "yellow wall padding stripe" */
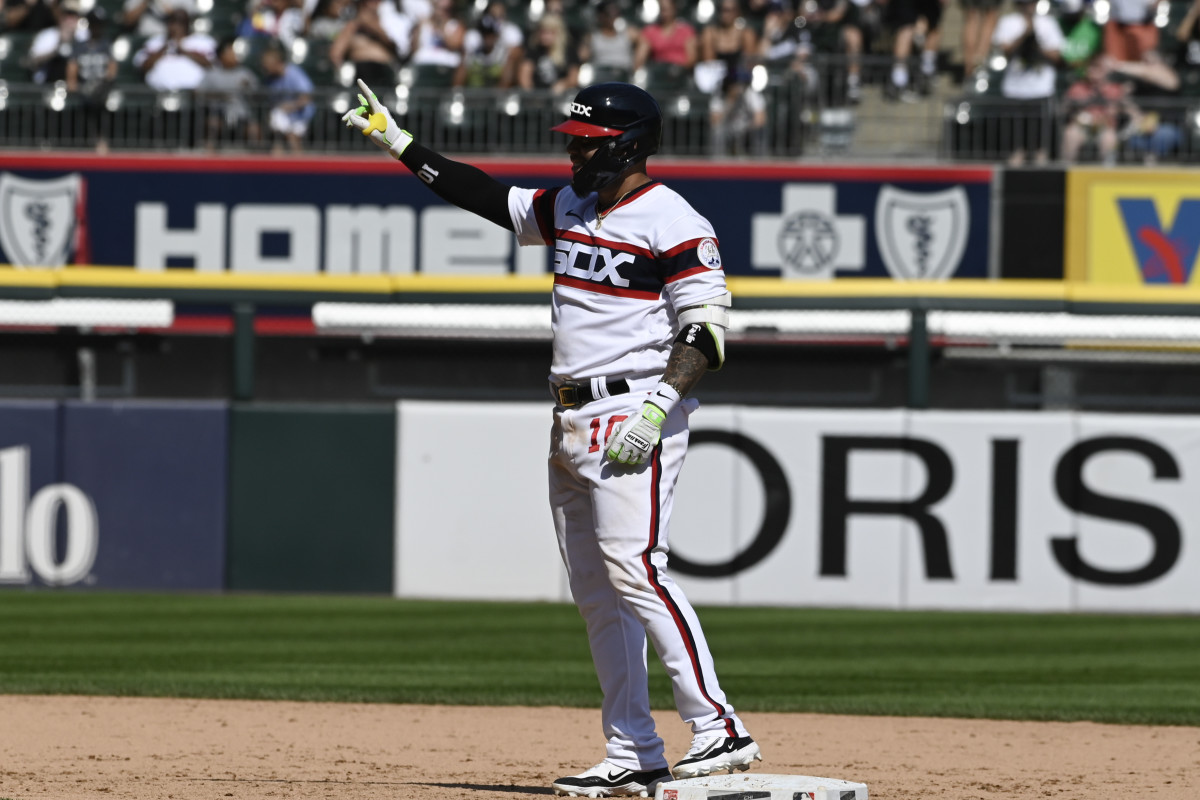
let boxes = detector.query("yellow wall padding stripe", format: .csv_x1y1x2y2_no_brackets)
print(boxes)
7,268,1200,306
725,278,1071,301
0,267,556,295
53,267,395,293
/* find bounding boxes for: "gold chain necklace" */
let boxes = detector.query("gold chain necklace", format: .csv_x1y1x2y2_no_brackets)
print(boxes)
595,187,638,230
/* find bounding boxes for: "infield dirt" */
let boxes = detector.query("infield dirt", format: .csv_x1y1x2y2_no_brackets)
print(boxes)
0,695,1195,799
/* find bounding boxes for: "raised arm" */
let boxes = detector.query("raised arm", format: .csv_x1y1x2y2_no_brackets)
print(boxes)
342,78,515,230
1178,0,1200,42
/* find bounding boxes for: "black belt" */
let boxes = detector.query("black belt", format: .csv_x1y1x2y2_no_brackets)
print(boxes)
553,377,631,408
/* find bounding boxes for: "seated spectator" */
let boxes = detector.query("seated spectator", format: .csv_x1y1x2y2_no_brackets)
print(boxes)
378,0,424,50
743,0,776,30
66,7,117,153
28,0,86,84
478,1,522,52
840,0,874,102
1173,0,1200,81
1061,55,1128,163
1108,51,1183,164
455,13,521,88
393,0,431,23
1105,0,1157,62
761,3,820,97
305,0,355,41
2,0,57,34
239,0,307,48
761,1,801,64
1057,0,1102,70
992,0,1063,164
581,0,638,82
700,0,759,72
260,40,314,152
134,9,216,90
960,0,1002,80
542,0,586,46
409,0,464,67
883,0,944,99
122,0,199,38
710,67,768,155
331,0,408,86
518,13,578,93
634,0,697,72
197,36,261,151
801,0,859,106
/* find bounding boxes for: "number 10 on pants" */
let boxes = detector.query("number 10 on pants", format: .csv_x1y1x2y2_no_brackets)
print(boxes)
588,415,628,453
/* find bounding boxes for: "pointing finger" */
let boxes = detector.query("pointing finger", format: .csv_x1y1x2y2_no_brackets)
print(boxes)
356,79,381,113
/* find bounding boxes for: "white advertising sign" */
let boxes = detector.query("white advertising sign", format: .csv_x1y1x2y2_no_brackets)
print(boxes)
394,403,1200,613
395,401,565,601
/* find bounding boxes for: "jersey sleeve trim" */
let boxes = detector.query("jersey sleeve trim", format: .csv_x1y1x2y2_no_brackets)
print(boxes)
659,238,725,282
660,236,717,258
665,265,723,284
532,187,562,245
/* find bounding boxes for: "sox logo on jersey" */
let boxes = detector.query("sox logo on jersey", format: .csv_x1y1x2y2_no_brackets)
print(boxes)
553,240,634,287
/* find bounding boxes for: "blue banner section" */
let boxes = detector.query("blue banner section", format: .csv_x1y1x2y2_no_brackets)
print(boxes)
0,401,59,491
0,157,992,280
0,400,228,590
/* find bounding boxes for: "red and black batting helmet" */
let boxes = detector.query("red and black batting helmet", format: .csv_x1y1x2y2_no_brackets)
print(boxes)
552,82,663,196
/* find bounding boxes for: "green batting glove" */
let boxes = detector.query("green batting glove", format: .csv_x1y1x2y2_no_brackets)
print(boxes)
340,78,413,160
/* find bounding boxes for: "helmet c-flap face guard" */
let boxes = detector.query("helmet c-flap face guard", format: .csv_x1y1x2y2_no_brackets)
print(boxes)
551,82,663,196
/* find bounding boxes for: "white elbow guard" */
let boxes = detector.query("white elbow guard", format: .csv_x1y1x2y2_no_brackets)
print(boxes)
676,291,731,370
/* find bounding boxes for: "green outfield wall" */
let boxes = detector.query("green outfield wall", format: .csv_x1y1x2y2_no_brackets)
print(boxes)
226,404,396,593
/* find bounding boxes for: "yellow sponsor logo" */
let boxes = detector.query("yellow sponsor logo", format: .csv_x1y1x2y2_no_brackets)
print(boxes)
1066,170,1200,285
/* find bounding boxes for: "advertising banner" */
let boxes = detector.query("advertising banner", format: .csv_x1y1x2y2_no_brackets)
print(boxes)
0,401,62,585
0,400,228,590
1066,168,1200,285
1,155,993,282
395,400,566,601
394,402,1200,613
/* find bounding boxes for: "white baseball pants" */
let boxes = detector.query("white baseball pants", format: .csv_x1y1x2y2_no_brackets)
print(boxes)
549,388,749,771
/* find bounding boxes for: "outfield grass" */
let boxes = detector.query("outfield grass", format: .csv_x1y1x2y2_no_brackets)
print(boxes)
1,593,1198,726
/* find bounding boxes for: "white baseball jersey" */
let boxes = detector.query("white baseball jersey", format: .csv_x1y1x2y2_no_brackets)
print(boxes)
507,178,749,771
508,181,728,381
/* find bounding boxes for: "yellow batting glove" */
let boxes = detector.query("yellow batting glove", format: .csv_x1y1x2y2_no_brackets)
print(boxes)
340,78,413,160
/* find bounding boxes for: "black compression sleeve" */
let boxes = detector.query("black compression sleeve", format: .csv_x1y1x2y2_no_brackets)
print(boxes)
398,141,515,231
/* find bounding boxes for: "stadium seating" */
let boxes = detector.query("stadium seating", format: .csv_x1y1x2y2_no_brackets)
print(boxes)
0,33,35,84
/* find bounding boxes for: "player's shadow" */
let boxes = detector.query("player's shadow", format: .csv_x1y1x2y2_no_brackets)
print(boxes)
410,782,554,795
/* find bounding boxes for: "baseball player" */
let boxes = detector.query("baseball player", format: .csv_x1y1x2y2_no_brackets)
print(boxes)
344,80,761,799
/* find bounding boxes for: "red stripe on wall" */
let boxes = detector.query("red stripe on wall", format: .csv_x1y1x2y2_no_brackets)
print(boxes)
255,317,317,335
0,152,993,183
171,315,234,334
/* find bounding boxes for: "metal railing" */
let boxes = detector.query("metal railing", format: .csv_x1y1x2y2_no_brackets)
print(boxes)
942,93,1200,163
5,55,1200,163
0,54,946,158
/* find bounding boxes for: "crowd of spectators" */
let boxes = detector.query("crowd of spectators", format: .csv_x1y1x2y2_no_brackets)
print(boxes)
981,0,1200,165
1,0,1199,160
